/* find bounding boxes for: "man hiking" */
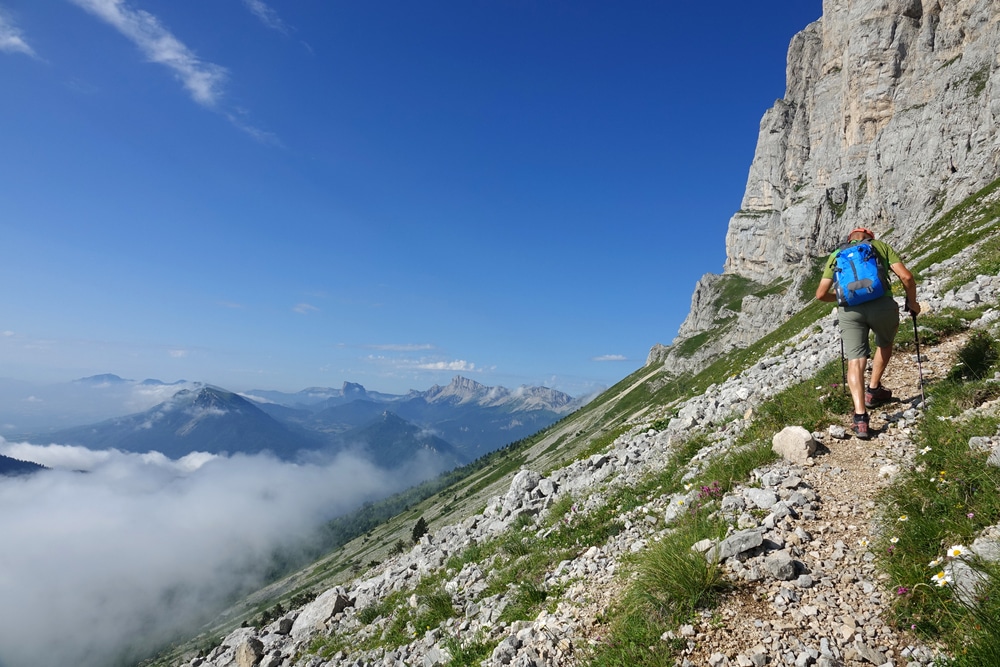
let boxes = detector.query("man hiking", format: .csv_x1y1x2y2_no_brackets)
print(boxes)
815,227,919,439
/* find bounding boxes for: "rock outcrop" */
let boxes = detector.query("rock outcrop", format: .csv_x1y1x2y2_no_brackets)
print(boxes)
651,0,1000,371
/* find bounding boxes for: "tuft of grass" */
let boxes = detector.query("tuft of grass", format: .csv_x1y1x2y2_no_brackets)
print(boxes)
627,511,730,626
588,502,729,667
498,580,549,625
442,634,496,667
948,329,1000,382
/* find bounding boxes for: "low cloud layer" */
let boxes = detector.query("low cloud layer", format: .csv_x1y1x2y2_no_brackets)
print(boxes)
0,439,429,667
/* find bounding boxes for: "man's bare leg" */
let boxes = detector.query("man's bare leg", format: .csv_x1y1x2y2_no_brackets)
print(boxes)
869,344,893,390
847,357,868,416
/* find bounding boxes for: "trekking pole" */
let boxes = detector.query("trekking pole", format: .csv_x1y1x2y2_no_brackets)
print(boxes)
906,305,927,407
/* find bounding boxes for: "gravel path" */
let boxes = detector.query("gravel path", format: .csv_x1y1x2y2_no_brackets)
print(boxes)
676,334,967,667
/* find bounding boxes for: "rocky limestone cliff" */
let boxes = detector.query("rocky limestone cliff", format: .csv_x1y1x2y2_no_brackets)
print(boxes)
650,0,1000,371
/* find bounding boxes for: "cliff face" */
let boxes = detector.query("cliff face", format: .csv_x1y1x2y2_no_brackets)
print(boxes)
651,0,1000,369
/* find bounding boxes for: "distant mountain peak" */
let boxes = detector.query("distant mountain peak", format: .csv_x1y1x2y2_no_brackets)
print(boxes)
420,376,573,412
342,382,368,397
170,385,249,412
424,376,494,404
74,373,132,385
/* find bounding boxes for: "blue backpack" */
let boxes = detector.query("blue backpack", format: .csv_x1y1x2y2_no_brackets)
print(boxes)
832,240,887,306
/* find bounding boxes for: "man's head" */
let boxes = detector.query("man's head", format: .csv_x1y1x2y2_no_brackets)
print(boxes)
847,227,875,242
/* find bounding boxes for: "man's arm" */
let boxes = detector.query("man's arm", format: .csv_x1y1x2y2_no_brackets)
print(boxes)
815,277,836,303
890,262,920,314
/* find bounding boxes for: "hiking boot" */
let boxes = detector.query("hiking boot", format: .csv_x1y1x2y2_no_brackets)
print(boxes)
865,384,892,408
853,414,870,440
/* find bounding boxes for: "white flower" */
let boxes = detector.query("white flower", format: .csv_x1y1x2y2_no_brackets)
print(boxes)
928,558,943,568
890,537,899,544
684,484,693,491
897,515,909,523
919,446,932,455
931,570,952,587
858,538,870,548
947,545,968,559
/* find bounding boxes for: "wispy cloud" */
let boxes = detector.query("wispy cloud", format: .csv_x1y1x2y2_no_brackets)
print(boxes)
69,0,227,107
225,108,283,146
67,0,279,144
168,349,188,359
366,343,436,352
416,360,477,372
592,354,627,362
363,354,483,374
293,303,319,314
0,8,38,58
241,0,288,34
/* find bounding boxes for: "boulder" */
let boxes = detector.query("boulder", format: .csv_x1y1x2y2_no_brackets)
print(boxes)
290,587,353,638
772,426,817,464
234,637,263,667
706,529,764,563
764,550,798,581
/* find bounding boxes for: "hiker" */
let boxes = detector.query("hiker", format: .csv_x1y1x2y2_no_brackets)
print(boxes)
815,227,919,439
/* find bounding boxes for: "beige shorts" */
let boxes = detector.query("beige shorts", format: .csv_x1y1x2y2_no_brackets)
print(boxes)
839,296,900,359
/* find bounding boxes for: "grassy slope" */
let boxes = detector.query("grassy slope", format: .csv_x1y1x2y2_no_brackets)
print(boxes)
147,177,1000,666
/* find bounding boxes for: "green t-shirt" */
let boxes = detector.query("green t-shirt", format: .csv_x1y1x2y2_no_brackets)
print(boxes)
821,238,902,281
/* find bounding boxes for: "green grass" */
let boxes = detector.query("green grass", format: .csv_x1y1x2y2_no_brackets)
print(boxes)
799,256,828,304
909,176,1000,278
968,64,990,97
674,326,726,359
442,634,495,667
712,274,790,313
685,300,830,396
895,307,982,350
945,232,1000,291
876,329,1000,659
587,496,729,667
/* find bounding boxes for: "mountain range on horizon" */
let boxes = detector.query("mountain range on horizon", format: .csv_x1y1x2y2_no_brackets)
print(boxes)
3,375,580,474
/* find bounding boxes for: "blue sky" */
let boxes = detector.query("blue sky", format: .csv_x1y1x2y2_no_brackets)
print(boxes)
0,0,822,397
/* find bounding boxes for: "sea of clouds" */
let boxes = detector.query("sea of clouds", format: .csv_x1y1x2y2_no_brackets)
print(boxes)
0,438,430,667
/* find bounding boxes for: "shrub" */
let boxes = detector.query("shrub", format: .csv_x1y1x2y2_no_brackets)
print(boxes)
412,517,429,543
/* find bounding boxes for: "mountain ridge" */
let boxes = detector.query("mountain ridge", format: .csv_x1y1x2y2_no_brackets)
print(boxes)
10,376,576,471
